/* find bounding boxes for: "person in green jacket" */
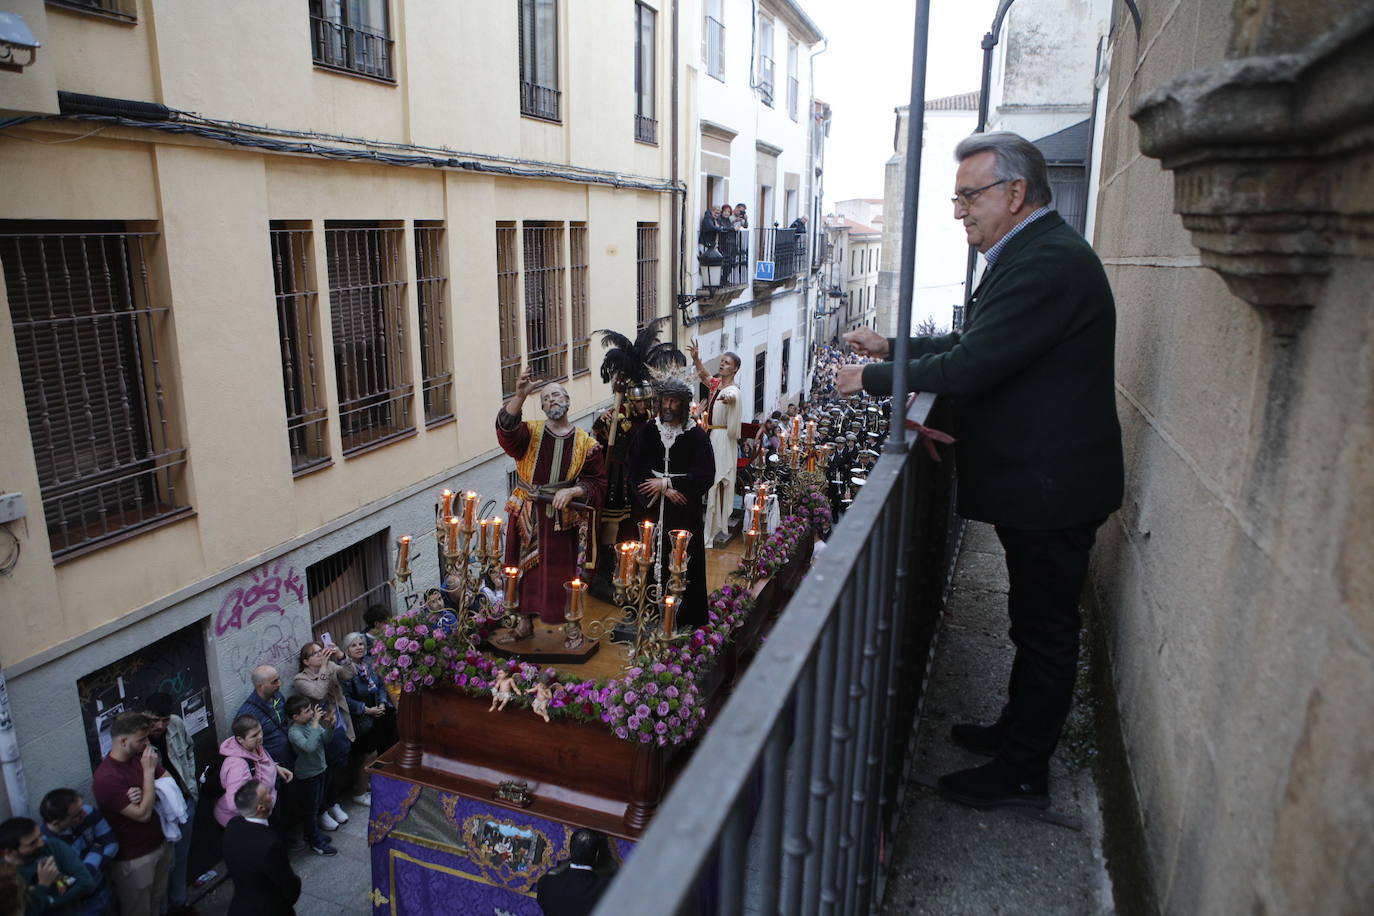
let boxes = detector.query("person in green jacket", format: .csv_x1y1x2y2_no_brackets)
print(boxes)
0,818,97,914
838,131,1124,812
285,695,337,857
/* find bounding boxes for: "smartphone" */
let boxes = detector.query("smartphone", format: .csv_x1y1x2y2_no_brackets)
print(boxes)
320,632,335,649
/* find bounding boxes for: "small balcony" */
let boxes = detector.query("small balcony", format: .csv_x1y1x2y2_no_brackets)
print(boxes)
753,227,808,288
635,114,658,145
521,81,561,122
696,227,750,305
311,15,394,81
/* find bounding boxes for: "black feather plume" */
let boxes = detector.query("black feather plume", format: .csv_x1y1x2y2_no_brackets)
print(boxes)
595,317,684,385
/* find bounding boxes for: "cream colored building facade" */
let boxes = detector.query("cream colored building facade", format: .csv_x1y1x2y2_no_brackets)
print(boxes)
0,0,687,815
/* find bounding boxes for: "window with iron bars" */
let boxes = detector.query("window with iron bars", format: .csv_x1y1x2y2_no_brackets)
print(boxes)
523,222,567,383
1,221,190,560
270,223,330,475
46,0,136,23
636,223,660,331
569,223,590,377
634,2,657,144
307,529,392,642
788,40,800,120
753,349,767,417
758,15,775,106
309,0,394,82
703,0,724,80
496,223,522,397
324,222,414,455
414,221,453,427
518,0,560,121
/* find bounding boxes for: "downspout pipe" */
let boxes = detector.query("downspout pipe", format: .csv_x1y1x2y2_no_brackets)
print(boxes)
670,0,681,348
963,0,1018,320
890,0,933,446
0,665,31,818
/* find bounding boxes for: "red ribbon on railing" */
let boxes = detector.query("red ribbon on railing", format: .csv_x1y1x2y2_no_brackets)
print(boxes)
905,419,956,463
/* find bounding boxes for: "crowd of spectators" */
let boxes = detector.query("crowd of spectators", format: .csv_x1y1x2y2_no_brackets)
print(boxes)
808,342,871,406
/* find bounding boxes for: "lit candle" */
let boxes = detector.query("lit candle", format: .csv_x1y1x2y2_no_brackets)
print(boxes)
478,519,490,556
440,489,455,520
758,482,768,505
806,452,817,472
671,529,691,564
640,520,655,555
662,595,677,634
503,566,521,604
807,419,816,448
490,517,503,559
744,527,758,558
617,542,639,581
446,516,461,551
748,495,760,533
569,578,586,619
791,415,801,441
463,491,478,530
396,535,411,578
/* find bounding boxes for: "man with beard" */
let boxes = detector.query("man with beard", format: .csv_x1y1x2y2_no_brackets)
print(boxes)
497,370,607,623
0,817,97,914
626,374,715,630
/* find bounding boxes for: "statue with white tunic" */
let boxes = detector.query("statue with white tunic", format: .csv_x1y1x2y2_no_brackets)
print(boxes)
689,339,742,547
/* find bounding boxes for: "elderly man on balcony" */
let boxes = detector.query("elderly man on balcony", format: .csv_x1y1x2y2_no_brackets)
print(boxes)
837,131,1123,811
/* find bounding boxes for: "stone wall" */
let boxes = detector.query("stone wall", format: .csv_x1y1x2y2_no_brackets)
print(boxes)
1091,1,1374,913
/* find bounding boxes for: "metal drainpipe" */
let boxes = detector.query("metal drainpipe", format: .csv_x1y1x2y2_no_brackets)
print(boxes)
0,664,31,818
669,0,682,349
962,0,1018,324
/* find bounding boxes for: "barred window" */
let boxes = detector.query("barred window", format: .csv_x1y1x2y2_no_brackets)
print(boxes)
636,223,660,331
307,529,391,641
414,221,453,427
569,223,590,377
496,223,521,397
754,349,767,417
270,223,330,475
46,0,136,23
324,222,414,455
523,222,566,383
758,15,775,106
634,3,657,144
518,0,560,121
703,0,724,80
1,221,189,560
310,0,394,81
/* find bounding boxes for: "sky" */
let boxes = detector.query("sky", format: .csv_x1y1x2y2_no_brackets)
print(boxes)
805,0,1000,211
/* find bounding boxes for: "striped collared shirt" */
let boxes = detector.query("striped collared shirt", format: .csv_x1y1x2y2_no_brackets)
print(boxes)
982,206,1051,268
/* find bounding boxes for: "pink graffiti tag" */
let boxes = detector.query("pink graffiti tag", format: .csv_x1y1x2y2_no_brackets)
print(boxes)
215,562,305,636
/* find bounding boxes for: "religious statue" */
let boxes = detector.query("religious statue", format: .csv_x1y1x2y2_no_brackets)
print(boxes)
530,676,554,724
689,339,742,548
496,371,607,623
626,370,716,629
489,667,521,712
591,318,685,601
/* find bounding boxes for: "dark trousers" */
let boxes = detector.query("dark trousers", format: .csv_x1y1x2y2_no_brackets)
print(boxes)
298,773,327,845
993,519,1103,775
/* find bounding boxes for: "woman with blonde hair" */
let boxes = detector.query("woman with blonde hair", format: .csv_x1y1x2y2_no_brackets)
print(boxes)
293,640,355,830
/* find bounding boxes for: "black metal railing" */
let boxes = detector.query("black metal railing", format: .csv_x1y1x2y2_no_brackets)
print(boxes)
705,16,725,79
789,75,800,120
756,227,808,282
635,114,658,144
47,0,136,22
594,393,959,914
698,228,750,292
310,15,394,81
521,81,561,122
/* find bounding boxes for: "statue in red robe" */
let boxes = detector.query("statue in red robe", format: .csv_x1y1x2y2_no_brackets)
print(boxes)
496,372,607,623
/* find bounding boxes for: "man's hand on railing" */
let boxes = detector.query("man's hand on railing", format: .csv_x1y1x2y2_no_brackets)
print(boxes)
836,365,866,396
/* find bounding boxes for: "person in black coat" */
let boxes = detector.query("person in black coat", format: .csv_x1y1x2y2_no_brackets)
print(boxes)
222,781,300,916
536,829,617,916
838,131,1123,811
626,377,715,630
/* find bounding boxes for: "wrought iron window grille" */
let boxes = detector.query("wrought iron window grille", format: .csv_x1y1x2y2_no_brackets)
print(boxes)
636,223,660,331
270,224,331,475
309,0,394,82
414,221,453,427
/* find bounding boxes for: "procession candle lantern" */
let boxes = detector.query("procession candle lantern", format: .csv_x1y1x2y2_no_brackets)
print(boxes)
446,516,461,552
807,419,817,448
463,491,479,530
671,529,690,564
396,536,412,578
662,595,677,634
490,517,503,560
478,519,490,556
617,542,639,581
791,415,802,440
744,528,758,558
440,489,455,520
503,566,521,604
640,520,656,554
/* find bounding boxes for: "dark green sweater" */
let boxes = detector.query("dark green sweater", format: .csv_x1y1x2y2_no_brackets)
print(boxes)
863,212,1123,529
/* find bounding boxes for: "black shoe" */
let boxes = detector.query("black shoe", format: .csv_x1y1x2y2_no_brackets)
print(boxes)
937,759,1049,810
950,721,1004,757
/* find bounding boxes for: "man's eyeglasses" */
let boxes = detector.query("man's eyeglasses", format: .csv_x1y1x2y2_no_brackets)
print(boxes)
951,179,1009,208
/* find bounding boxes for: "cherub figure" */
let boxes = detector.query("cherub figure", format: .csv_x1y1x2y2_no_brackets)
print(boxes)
488,666,522,712
530,675,554,723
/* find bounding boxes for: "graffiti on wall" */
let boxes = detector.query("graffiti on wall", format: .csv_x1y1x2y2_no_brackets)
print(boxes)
224,621,301,690
215,561,306,637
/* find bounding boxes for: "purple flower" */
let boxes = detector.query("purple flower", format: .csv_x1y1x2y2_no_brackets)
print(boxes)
651,662,667,674
655,721,668,735
397,654,412,669
615,726,629,739
423,674,435,686
415,624,429,635
645,683,659,696
639,733,651,743
657,701,670,716
665,685,679,698
627,716,641,730
623,690,638,704
635,704,651,719
456,674,468,686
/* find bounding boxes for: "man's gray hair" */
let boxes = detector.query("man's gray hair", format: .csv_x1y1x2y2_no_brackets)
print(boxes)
954,132,1052,207
234,779,263,816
